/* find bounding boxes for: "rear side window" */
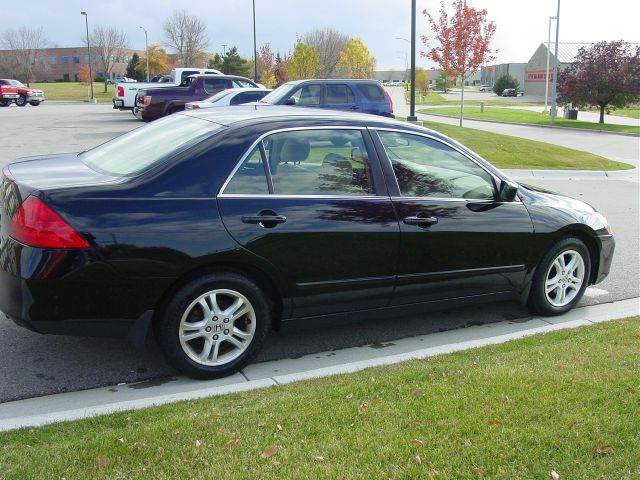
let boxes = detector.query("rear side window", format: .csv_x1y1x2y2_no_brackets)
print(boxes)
324,84,355,104
224,147,269,194
231,91,268,105
81,115,219,176
355,83,385,101
232,79,257,88
204,78,228,94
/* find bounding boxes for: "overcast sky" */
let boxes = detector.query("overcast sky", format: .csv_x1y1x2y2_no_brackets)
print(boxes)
16,0,640,70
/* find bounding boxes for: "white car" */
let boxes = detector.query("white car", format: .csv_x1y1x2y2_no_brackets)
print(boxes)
185,88,272,110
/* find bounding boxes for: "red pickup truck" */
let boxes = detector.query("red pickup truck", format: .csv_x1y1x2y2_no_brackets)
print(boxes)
0,80,19,107
0,79,45,106
134,74,260,121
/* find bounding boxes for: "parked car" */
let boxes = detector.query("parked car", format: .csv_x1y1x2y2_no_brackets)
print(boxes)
107,76,135,85
501,88,517,97
0,79,45,106
135,75,260,121
186,88,272,110
0,107,615,379
257,79,394,117
0,81,19,107
150,75,173,83
113,67,223,110
479,84,491,91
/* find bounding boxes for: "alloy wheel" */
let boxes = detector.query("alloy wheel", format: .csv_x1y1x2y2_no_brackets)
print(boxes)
544,249,586,307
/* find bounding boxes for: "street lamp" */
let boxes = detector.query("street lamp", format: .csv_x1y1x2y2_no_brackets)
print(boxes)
139,26,149,82
543,16,557,113
252,0,258,82
80,11,94,103
222,44,228,56
550,0,561,125
395,37,410,82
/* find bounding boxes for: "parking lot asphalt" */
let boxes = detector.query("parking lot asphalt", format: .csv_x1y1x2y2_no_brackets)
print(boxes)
0,103,638,403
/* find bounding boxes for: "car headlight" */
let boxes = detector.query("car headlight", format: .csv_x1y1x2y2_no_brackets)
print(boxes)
594,212,613,235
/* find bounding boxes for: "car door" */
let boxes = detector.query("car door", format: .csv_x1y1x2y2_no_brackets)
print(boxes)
217,126,399,318
371,129,535,305
322,83,358,112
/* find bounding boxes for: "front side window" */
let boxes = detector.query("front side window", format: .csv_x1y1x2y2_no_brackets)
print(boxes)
290,84,321,106
377,131,495,200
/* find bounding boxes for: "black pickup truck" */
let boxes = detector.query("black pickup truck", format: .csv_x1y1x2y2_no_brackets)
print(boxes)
135,74,260,121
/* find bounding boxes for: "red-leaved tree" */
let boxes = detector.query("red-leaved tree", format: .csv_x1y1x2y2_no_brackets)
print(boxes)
274,51,291,86
422,0,497,126
558,41,640,124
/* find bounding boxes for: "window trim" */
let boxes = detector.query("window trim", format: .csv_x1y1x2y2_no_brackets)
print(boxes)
218,126,382,199
372,127,520,203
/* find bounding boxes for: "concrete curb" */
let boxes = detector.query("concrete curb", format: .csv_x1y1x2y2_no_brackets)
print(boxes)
504,168,639,181
418,111,640,137
0,297,637,432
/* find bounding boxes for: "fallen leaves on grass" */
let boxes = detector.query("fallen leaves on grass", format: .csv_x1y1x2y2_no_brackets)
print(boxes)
225,439,240,447
195,440,202,447
357,403,368,414
276,424,283,431
261,446,280,459
550,470,560,480
472,466,484,475
464,439,473,447
415,455,422,465
596,444,613,454
95,456,107,467
413,389,424,397
410,439,424,447
314,455,325,462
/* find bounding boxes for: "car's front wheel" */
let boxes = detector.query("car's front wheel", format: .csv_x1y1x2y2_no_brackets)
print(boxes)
529,237,591,316
15,96,27,107
156,273,270,379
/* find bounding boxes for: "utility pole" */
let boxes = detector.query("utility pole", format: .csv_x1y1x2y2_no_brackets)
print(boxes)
408,0,417,122
550,0,561,125
252,0,258,82
80,11,94,103
139,26,149,81
222,44,228,56
543,16,557,113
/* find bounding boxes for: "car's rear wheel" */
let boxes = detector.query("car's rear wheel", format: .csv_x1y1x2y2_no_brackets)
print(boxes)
156,273,270,379
15,96,27,107
0,99,10,107
529,237,591,316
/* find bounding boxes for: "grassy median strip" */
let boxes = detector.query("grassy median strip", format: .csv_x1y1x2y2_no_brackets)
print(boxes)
406,91,543,107
29,82,116,103
417,120,633,170
1,317,638,479
419,106,640,135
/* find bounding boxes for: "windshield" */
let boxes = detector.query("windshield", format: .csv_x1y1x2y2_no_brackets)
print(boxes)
259,82,297,104
81,115,221,176
8,80,25,87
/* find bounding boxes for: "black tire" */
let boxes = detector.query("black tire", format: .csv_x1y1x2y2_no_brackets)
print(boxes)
15,96,27,107
0,99,10,107
29,101,40,106
156,272,271,379
528,236,591,316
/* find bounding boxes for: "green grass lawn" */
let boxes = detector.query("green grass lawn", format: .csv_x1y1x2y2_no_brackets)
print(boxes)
406,91,543,107
586,107,640,119
417,120,633,170
0,318,637,479
419,106,640,134
29,82,115,103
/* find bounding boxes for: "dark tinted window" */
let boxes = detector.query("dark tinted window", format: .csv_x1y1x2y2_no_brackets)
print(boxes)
225,147,269,194
181,70,200,81
356,83,386,101
204,78,228,94
231,91,268,105
232,79,257,88
324,84,355,104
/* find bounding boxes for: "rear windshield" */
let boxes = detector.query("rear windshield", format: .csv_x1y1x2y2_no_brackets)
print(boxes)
80,115,220,176
355,83,385,101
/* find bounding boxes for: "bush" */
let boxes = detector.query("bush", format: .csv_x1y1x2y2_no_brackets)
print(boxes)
493,74,520,95
95,77,105,83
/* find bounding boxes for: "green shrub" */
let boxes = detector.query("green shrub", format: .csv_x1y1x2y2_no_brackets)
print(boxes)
493,74,520,95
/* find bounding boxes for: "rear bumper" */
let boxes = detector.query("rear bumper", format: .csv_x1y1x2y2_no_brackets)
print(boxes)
112,98,126,109
594,234,615,284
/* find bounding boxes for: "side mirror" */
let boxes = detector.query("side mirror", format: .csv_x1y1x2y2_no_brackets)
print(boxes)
284,97,297,106
498,179,519,202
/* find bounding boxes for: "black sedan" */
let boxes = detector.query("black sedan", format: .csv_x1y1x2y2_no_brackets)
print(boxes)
0,107,615,379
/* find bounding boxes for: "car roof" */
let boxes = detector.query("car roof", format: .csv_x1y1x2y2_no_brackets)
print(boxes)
284,79,382,85
187,74,253,80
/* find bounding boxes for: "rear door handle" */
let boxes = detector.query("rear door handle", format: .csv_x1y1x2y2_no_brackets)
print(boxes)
241,215,287,225
403,216,438,227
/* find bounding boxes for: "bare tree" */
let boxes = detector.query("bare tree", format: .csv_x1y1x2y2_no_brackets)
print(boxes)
163,9,209,67
0,26,48,86
302,28,349,78
87,26,128,92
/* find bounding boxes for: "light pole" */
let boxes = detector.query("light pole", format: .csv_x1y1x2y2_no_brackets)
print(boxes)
252,0,258,82
408,0,417,122
222,44,228,56
395,37,410,83
550,0,561,125
139,26,149,81
543,16,557,113
80,11,94,102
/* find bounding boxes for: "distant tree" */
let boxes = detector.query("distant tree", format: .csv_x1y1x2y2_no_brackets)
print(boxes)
415,68,430,95
558,41,640,124
256,43,276,87
77,64,93,85
288,43,322,80
302,28,349,78
492,74,519,95
274,52,291,85
126,53,145,81
163,9,208,67
136,44,170,77
0,26,48,86
422,0,497,125
210,46,250,77
435,71,451,93
87,25,128,92
336,38,375,79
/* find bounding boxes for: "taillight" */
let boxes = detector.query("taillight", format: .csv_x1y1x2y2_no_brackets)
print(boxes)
117,86,124,97
383,87,394,114
143,95,151,107
9,196,89,249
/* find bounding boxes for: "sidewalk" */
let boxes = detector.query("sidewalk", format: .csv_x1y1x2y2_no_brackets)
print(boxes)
1,297,637,432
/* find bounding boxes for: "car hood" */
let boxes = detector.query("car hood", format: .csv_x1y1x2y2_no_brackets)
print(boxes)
20,87,43,93
8,153,121,190
518,183,595,213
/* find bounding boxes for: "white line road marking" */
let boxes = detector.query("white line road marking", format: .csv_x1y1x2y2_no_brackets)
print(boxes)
584,287,609,298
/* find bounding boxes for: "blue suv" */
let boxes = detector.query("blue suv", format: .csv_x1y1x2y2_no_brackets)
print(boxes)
259,79,394,117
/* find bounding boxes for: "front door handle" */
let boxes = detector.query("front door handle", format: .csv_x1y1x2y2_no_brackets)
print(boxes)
241,214,287,227
403,216,438,227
